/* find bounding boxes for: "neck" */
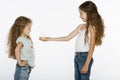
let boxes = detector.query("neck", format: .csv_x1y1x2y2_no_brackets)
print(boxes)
21,34,28,38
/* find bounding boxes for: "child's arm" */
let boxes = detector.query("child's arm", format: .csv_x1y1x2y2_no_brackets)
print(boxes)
15,42,27,66
39,24,81,41
81,26,95,74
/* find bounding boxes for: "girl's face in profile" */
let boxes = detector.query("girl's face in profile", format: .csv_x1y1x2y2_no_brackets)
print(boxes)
79,9,87,22
22,23,32,36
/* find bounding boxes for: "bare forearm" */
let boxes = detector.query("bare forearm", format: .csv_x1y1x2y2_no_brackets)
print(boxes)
85,26,96,66
85,51,94,66
47,36,70,41
85,45,95,66
15,51,21,63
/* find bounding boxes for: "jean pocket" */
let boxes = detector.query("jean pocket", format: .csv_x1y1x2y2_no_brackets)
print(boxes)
19,66,29,78
80,54,87,62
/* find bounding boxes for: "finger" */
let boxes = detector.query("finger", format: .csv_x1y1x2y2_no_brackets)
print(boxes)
39,37,42,40
82,71,87,74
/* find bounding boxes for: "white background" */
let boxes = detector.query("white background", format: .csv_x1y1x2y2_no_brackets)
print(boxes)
0,0,120,80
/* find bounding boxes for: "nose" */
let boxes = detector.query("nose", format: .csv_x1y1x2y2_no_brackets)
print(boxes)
79,15,82,18
79,16,81,18
30,29,31,32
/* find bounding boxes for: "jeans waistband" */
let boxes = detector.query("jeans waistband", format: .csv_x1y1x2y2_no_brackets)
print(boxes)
75,52,88,55
16,63,31,68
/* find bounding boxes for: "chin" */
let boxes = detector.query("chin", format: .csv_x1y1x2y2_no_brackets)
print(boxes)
26,34,30,36
82,20,86,22
81,19,86,22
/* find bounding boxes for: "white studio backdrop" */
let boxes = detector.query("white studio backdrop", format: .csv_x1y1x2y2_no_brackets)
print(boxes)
0,0,120,80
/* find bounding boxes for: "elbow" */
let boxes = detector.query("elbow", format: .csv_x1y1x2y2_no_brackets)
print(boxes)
62,36,71,41
15,49,17,54
15,48,18,53
65,39,69,41
65,37,71,41
15,48,20,54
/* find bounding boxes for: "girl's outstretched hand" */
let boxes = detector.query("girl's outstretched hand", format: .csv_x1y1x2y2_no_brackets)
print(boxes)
39,37,49,41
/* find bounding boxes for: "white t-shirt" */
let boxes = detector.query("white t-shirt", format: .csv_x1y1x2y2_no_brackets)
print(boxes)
16,36,35,68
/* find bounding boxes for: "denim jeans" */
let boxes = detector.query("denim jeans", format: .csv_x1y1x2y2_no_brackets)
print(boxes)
14,63,31,80
74,52,93,80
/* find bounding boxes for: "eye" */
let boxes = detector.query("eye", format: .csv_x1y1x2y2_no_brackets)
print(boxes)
29,28,31,30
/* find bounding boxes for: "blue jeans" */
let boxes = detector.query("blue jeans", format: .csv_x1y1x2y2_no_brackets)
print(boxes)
14,63,31,80
74,52,93,80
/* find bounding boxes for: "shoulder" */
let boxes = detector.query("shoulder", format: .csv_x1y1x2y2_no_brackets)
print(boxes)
17,36,25,40
17,36,26,41
16,36,26,44
78,24,86,30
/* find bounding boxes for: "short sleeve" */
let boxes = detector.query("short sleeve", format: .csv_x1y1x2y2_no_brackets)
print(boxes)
16,37,25,44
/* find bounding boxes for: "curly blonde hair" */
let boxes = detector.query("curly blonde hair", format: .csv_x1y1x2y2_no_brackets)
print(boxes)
7,16,32,59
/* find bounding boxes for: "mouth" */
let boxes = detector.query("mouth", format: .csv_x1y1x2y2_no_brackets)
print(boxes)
81,18,84,20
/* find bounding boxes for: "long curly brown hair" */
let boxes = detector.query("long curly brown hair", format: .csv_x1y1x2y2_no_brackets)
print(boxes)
7,16,32,59
79,1,104,46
